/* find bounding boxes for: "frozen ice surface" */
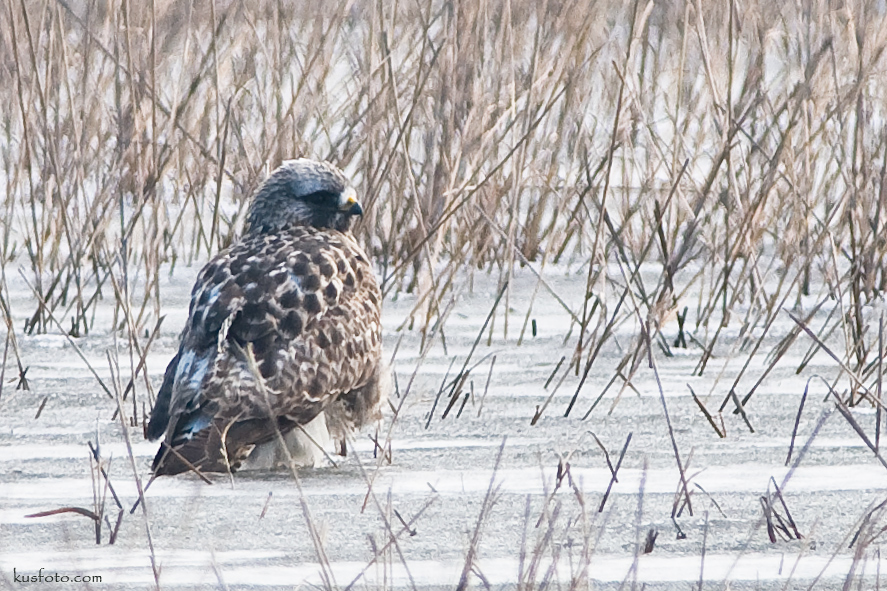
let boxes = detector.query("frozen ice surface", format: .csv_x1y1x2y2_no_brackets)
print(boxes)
0,266,883,590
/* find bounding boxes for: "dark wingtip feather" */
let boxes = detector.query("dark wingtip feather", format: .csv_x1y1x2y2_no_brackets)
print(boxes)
147,352,180,441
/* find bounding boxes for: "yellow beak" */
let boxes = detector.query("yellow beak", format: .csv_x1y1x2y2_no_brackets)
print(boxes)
338,188,363,215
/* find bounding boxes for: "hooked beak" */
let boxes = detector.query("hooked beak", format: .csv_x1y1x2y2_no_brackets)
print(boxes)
338,187,363,216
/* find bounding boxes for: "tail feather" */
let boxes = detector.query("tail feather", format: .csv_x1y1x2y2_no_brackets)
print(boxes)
151,416,302,475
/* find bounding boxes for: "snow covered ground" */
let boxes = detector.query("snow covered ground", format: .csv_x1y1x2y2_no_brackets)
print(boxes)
1,265,884,590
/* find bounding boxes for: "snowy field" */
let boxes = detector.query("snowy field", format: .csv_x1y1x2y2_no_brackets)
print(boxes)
1,265,885,591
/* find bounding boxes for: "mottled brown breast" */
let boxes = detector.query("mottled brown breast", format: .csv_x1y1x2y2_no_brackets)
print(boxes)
179,226,382,424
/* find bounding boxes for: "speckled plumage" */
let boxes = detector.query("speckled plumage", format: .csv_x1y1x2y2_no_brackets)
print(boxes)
148,159,384,475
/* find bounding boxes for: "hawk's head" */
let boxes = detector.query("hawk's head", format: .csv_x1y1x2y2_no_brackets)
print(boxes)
245,159,364,234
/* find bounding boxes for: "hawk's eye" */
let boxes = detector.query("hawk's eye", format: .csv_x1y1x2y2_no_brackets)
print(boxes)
301,190,339,208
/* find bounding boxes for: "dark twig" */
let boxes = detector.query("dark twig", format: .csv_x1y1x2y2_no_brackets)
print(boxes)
688,385,725,438
786,379,812,466
599,433,632,513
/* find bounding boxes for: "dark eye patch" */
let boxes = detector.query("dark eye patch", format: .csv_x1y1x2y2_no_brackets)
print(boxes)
300,190,339,208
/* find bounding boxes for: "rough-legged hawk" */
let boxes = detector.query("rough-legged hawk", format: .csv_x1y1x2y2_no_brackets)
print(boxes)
147,159,385,475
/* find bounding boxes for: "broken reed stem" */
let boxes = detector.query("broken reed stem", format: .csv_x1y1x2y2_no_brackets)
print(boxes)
598,432,632,513
788,310,880,408
107,349,160,587
831,389,887,473
723,299,826,415
476,355,496,418
453,282,508,393
648,326,693,517
456,437,507,591
688,385,725,438
17,269,114,399
425,357,456,429
786,379,812,466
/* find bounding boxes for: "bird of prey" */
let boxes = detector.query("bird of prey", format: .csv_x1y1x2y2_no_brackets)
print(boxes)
147,159,386,476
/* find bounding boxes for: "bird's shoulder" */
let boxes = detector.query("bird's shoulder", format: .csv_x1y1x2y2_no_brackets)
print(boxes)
183,227,377,349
